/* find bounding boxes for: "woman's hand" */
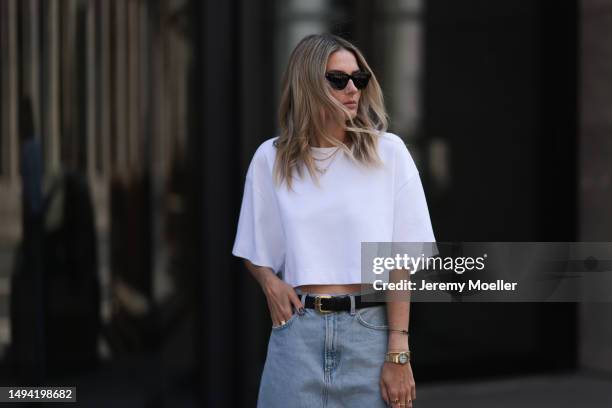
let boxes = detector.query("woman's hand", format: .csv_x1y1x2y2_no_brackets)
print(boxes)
380,361,415,408
260,272,304,326
242,260,304,326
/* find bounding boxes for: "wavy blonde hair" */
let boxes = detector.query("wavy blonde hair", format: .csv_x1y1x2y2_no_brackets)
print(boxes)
274,34,389,190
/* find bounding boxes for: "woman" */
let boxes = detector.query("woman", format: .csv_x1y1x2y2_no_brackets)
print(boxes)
232,34,435,407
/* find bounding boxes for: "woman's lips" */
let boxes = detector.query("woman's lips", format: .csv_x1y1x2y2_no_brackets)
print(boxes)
344,102,357,108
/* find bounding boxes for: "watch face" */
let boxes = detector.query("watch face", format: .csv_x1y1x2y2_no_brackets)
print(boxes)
399,353,408,364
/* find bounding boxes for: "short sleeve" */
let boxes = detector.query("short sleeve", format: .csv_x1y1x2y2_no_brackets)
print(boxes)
231,145,286,274
392,142,436,244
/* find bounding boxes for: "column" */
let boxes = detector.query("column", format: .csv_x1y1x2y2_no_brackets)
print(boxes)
86,0,97,181
579,0,612,374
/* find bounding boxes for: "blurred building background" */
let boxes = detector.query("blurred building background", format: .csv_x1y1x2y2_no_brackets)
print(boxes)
0,0,611,407
1,0,195,405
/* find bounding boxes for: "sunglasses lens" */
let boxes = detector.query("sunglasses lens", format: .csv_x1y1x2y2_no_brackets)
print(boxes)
352,73,371,89
326,73,349,90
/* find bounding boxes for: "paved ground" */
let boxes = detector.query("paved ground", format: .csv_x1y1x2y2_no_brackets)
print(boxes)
415,371,612,408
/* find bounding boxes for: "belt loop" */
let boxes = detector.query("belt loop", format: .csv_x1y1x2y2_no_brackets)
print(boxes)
300,293,307,305
349,294,356,315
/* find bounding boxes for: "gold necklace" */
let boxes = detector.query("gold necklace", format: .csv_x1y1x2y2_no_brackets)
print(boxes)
313,147,338,161
314,147,341,174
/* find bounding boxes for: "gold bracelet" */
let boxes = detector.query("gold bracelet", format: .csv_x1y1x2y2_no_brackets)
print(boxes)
388,328,409,335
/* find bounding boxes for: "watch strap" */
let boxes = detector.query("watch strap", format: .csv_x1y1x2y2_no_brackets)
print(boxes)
385,351,411,364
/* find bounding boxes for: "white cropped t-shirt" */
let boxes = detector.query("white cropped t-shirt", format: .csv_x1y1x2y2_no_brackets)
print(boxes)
231,131,436,287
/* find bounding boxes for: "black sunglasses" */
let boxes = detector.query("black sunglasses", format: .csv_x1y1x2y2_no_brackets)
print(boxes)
325,70,371,90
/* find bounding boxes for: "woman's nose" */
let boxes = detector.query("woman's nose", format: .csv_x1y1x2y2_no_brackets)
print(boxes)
345,79,358,93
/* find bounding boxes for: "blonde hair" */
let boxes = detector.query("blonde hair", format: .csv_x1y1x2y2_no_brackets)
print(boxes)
274,34,389,191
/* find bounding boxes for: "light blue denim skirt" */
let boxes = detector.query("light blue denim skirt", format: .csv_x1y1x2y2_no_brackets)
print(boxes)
257,291,390,407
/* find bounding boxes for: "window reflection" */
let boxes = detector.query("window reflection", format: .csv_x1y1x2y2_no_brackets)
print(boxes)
0,0,193,393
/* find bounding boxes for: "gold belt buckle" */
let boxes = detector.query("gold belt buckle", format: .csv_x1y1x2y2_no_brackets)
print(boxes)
314,295,332,314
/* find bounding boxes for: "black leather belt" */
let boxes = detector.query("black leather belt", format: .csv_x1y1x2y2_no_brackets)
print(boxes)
302,294,385,314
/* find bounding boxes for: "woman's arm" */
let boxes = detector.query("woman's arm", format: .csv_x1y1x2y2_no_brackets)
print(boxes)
380,268,415,407
243,258,278,288
243,259,304,326
386,268,411,350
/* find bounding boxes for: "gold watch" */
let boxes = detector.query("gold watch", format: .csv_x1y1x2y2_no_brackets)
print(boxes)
385,351,411,365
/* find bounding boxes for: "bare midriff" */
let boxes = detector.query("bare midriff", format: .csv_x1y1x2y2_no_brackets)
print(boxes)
296,283,364,295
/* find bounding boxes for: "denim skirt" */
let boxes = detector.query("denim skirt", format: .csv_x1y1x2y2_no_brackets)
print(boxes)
257,291,390,407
